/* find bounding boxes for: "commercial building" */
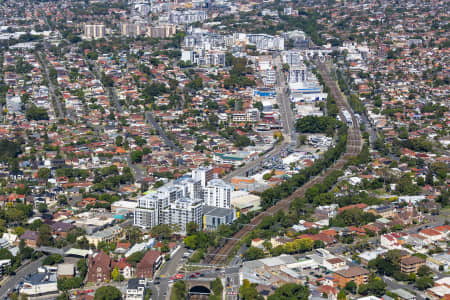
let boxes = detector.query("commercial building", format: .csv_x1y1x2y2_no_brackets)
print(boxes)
203,206,236,230
20,267,58,297
242,254,303,286
334,266,369,287
426,253,450,272
57,263,75,279
232,109,261,123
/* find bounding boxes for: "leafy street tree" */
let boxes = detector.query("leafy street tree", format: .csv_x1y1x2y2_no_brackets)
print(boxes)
243,247,265,261
240,279,263,300
94,286,122,300
38,224,53,246
37,168,51,180
268,283,310,300
345,281,357,294
150,224,172,240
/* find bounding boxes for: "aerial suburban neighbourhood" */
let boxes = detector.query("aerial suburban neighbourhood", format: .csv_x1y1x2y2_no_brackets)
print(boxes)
0,0,447,299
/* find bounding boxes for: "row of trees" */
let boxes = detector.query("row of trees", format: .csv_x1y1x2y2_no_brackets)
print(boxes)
330,208,377,227
260,125,348,209
240,280,309,300
368,250,435,290
295,116,341,135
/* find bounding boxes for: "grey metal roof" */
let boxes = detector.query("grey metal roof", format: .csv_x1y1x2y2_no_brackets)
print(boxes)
203,206,234,217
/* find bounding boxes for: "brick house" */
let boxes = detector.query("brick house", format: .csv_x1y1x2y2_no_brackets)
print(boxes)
400,256,425,274
87,251,111,283
51,221,74,238
136,250,162,279
19,230,39,248
334,266,369,287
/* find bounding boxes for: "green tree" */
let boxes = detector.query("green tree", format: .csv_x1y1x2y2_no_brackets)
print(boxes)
415,276,433,290
240,279,263,300
94,286,122,300
126,251,145,267
417,265,433,277
130,150,143,163
37,168,51,180
38,203,48,213
171,281,186,300
37,224,53,246
243,247,265,261
150,224,172,240
344,281,357,294
186,221,198,236
268,283,309,300
26,104,49,121
210,278,223,298
111,267,120,281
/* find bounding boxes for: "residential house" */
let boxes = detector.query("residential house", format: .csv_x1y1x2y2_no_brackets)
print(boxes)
136,251,162,279
51,222,75,238
324,257,347,272
391,289,416,300
126,278,147,300
380,233,406,249
419,229,444,243
20,230,39,248
426,253,450,272
113,258,135,279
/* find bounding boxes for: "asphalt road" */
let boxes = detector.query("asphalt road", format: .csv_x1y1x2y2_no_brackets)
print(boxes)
37,52,64,118
383,276,426,300
0,256,45,298
90,63,123,114
151,246,186,300
144,112,181,153
223,57,294,181
274,56,296,143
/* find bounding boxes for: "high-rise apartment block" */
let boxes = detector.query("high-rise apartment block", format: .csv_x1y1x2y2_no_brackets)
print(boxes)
84,24,105,40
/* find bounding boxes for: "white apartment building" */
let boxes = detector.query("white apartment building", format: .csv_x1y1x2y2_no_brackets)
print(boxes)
84,24,105,39
289,64,307,84
203,179,232,209
232,108,260,123
147,24,176,38
192,166,214,188
169,10,208,24
126,278,147,300
168,198,203,233
134,177,203,233
120,23,146,37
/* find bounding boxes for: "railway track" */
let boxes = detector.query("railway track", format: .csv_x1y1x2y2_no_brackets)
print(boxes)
205,60,362,266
